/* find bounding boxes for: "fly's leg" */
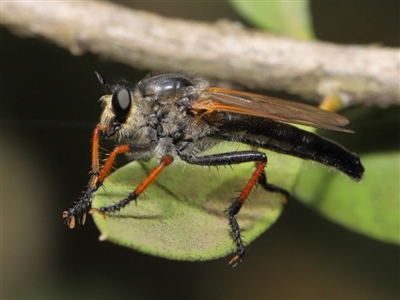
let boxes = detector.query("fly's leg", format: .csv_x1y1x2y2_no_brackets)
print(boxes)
63,123,155,228
180,151,289,266
251,148,290,202
256,161,290,204
63,144,131,228
63,123,104,228
91,155,173,215
226,158,266,267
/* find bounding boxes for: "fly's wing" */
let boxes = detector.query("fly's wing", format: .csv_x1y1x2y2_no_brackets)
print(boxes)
192,87,353,133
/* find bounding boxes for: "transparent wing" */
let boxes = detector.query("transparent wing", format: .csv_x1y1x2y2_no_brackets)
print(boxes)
191,87,353,133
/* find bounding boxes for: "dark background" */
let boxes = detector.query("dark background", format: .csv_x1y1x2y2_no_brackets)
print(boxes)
2,1,399,299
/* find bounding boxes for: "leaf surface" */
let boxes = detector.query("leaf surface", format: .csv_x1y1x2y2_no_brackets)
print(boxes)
92,144,296,261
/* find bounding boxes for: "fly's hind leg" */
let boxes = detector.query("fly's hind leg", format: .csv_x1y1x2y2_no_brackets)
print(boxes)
255,161,290,204
180,150,279,266
251,147,290,203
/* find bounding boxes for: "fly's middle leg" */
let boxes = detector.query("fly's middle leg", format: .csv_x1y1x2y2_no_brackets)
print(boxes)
91,154,173,215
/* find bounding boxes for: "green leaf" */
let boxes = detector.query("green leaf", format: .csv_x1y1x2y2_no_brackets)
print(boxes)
294,151,400,244
229,0,315,39
294,107,400,244
93,107,400,260
92,144,299,262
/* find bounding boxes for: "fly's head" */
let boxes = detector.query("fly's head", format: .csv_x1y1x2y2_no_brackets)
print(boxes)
95,72,144,140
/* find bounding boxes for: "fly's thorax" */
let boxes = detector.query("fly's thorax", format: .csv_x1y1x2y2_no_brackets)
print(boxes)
137,71,210,102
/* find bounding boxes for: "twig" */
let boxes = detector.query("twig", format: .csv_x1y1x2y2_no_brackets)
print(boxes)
2,1,399,108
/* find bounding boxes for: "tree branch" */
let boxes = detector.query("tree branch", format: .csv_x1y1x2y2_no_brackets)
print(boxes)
2,1,399,107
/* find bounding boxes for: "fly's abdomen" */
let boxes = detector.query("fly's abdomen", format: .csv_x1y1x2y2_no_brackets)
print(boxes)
279,130,364,181
216,115,364,181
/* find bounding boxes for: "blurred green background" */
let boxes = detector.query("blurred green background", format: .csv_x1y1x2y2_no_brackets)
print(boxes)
1,1,399,299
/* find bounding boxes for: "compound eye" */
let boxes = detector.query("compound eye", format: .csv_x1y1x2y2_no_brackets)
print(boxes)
112,87,132,123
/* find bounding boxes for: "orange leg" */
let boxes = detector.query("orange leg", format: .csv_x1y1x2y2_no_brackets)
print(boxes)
227,161,266,267
63,124,104,228
88,123,105,188
64,123,167,228
179,150,289,266
91,155,173,216
63,124,132,228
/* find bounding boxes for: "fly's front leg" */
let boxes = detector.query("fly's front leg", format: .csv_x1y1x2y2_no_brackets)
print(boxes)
63,144,131,228
180,151,289,266
63,123,105,228
63,124,154,228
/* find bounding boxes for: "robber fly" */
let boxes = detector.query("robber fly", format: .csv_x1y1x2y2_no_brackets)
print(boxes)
63,70,364,266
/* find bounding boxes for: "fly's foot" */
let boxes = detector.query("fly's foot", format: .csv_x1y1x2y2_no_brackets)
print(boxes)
226,200,246,267
229,252,244,267
63,207,87,229
63,186,98,228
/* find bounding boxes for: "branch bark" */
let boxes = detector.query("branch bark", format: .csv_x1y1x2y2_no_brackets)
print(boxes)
2,1,399,108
